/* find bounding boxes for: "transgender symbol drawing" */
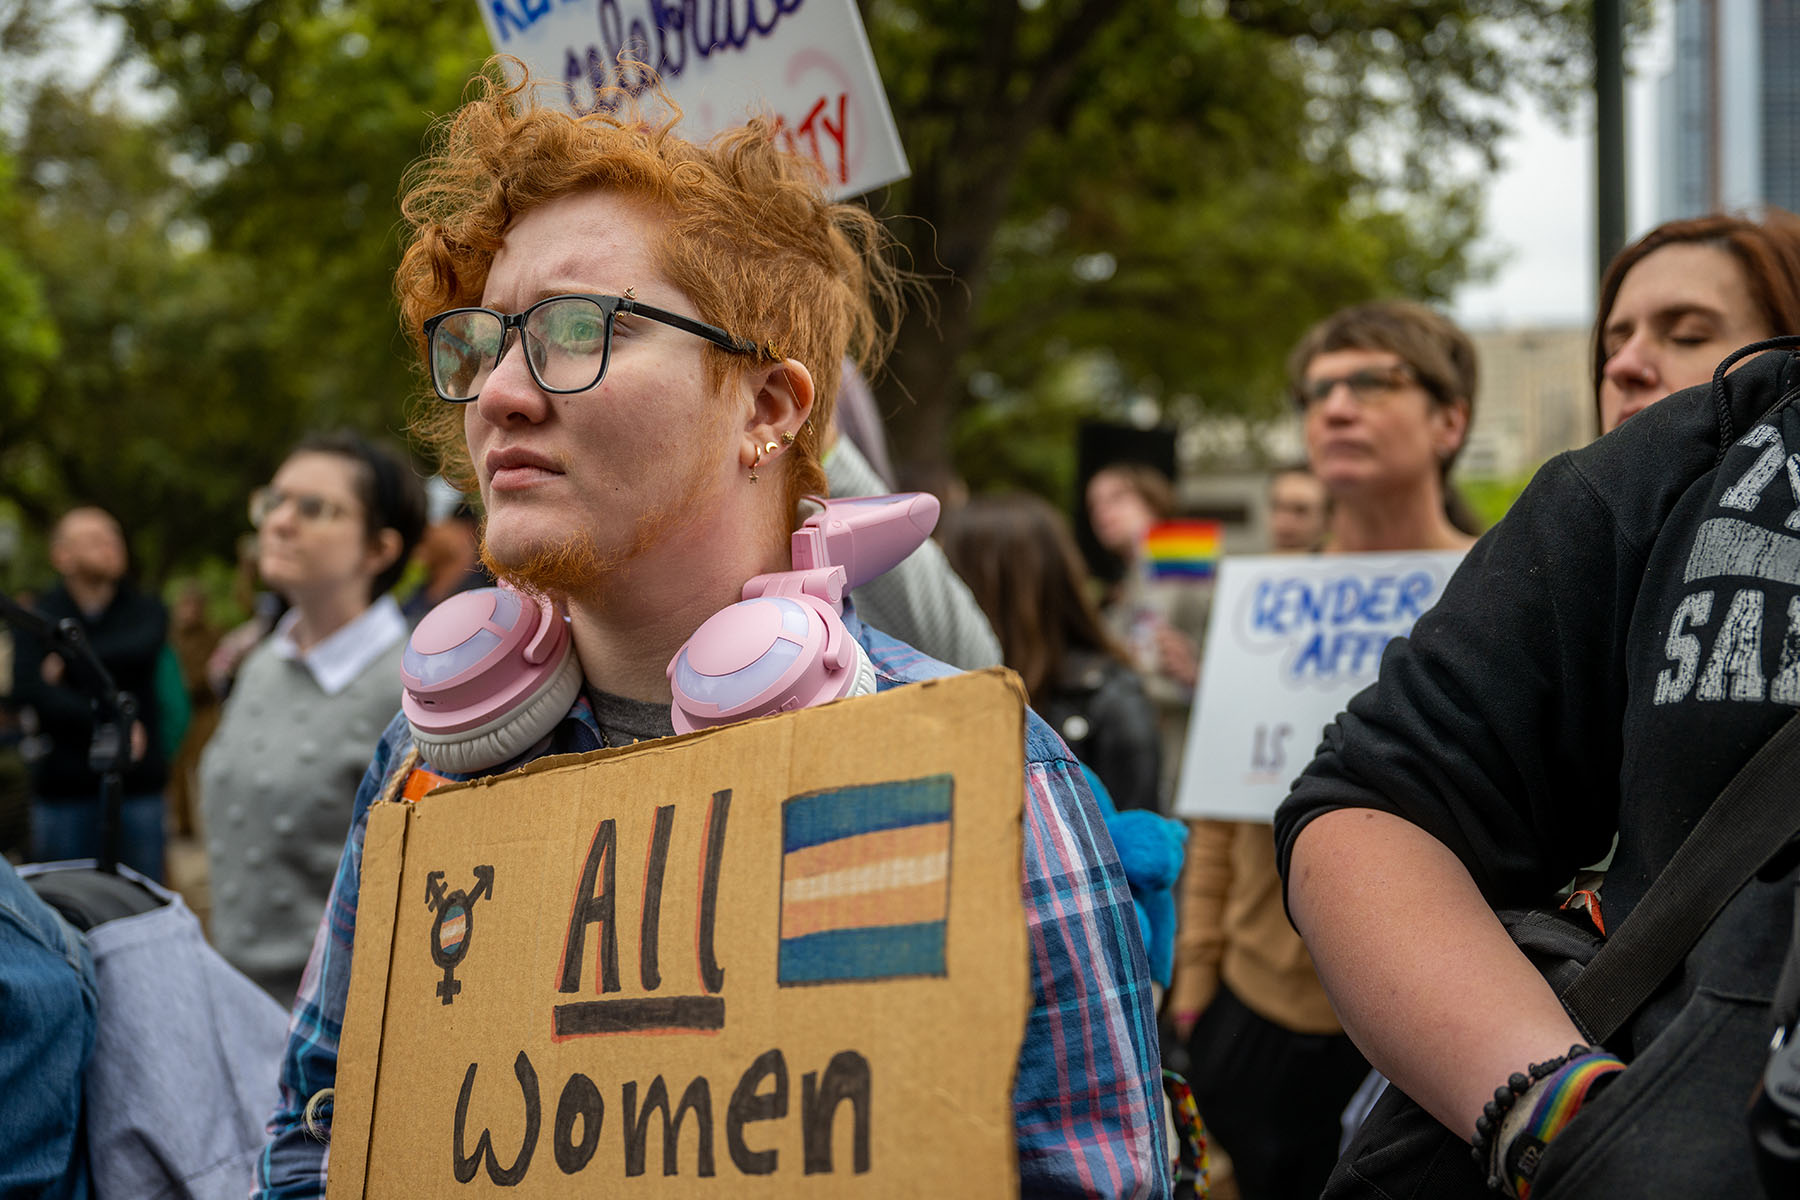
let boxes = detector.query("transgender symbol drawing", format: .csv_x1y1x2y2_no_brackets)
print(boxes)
424,866,494,1005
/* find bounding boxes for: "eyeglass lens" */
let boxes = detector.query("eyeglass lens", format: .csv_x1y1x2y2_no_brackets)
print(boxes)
1302,366,1412,406
249,489,344,527
430,296,615,401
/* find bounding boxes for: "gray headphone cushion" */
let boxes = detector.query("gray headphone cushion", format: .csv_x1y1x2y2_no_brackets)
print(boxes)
411,645,584,775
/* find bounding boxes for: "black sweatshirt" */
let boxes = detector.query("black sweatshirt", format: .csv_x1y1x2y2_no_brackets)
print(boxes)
1277,347,1800,921
1272,348,1800,1191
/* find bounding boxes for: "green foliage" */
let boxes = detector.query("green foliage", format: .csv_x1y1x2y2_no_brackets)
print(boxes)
101,0,493,432
0,0,490,582
0,152,59,430
1461,471,1539,529
862,0,1625,488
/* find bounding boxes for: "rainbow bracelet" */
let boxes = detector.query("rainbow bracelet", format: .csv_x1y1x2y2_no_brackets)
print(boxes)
1501,1050,1626,1198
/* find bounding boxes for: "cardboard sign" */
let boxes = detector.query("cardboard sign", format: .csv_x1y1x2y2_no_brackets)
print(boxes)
474,0,910,199
328,669,1028,1197
1174,551,1465,820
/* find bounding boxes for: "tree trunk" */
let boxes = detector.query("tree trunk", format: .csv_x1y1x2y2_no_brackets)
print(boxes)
872,0,1132,494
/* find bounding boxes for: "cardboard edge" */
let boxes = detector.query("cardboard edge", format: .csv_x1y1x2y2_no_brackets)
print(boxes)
913,669,1033,1187
325,800,413,1199
998,669,1031,1193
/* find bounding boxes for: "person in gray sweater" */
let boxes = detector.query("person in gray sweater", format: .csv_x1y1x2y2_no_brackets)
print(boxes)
200,432,425,1005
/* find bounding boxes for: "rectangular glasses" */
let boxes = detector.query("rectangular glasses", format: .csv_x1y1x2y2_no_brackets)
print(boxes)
422,293,761,403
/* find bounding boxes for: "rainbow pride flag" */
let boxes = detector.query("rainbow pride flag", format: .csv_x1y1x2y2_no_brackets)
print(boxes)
1143,519,1222,581
777,775,954,986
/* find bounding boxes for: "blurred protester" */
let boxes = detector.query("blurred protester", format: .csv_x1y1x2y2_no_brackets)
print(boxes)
1085,462,1208,805
1290,302,1478,554
1174,300,1477,1200
1087,459,1176,605
1265,463,1330,553
199,432,425,1005
1595,208,1800,435
941,492,1161,812
259,74,1164,1197
400,497,490,625
10,508,170,881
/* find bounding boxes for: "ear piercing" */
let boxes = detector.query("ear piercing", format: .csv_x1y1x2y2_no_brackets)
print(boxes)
749,440,780,482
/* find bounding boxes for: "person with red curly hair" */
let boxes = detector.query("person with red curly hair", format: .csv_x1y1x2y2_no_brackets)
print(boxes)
254,66,1167,1198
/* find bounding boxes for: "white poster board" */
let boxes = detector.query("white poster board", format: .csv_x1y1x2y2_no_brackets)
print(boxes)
474,0,909,199
1174,551,1466,821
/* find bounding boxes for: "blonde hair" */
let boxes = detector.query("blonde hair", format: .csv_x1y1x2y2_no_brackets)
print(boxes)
395,61,905,526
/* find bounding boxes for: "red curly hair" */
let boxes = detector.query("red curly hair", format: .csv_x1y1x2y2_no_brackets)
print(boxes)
395,61,904,528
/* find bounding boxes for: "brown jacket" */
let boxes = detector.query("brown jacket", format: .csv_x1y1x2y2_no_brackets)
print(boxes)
1170,817,1342,1034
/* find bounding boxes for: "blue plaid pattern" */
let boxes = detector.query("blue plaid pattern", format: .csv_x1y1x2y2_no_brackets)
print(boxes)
254,616,1168,1198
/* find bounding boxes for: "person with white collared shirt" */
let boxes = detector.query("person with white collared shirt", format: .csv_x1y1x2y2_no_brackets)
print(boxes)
200,432,426,1005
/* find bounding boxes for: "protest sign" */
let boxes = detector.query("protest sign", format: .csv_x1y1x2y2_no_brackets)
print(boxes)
327,668,1028,1197
473,0,909,199
1174,551,1465,821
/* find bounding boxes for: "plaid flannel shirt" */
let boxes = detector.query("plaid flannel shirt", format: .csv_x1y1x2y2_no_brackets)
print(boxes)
255,617,1169,1198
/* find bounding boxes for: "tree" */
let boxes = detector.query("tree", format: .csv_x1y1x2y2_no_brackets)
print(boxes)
861,0,1624,495
0,0,492,580
100,0,494,437
3,82,299,577
0,1,64,476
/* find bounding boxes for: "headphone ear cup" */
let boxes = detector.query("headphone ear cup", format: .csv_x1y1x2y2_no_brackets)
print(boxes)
410,640,582,774
844,634,877,700
668,597,878,733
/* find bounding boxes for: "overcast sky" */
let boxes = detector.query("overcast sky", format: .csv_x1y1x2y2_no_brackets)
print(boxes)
1450,10,1673,332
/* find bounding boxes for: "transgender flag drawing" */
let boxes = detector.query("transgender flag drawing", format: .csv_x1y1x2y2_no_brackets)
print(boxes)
778,774,955,986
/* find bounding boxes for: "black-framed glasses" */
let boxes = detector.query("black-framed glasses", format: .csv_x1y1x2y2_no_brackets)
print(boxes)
1295,363,1419,410
422,293,762,403
248,488,355,529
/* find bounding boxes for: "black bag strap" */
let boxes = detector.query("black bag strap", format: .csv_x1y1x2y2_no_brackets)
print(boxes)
1561,705,1800,1042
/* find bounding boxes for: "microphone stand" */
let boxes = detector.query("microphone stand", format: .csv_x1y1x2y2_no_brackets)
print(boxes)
0,592,137,874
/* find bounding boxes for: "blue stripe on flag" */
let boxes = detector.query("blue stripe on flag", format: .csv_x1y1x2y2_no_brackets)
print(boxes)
778,921,948,985
781,775,954,854
1148,562,1216,580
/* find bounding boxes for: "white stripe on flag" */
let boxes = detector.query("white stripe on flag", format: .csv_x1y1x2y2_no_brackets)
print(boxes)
783,850,949,905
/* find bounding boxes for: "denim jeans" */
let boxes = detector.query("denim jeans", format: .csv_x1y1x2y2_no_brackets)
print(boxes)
31,793,166,882
0,858,96,1199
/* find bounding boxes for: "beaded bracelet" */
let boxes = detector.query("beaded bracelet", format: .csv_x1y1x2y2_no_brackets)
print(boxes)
1497,1050,1625,1199
1468,1045,1591,1182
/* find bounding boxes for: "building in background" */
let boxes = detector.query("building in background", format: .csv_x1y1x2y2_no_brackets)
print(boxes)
1658,0,1800,220
1459,325,1592,480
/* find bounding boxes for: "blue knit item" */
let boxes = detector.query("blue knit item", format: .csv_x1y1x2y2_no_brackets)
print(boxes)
1081,765,1189,986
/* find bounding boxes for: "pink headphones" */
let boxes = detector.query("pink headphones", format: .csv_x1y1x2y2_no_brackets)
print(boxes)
668,492,939,732
401,493,939,770
400,585,582,773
